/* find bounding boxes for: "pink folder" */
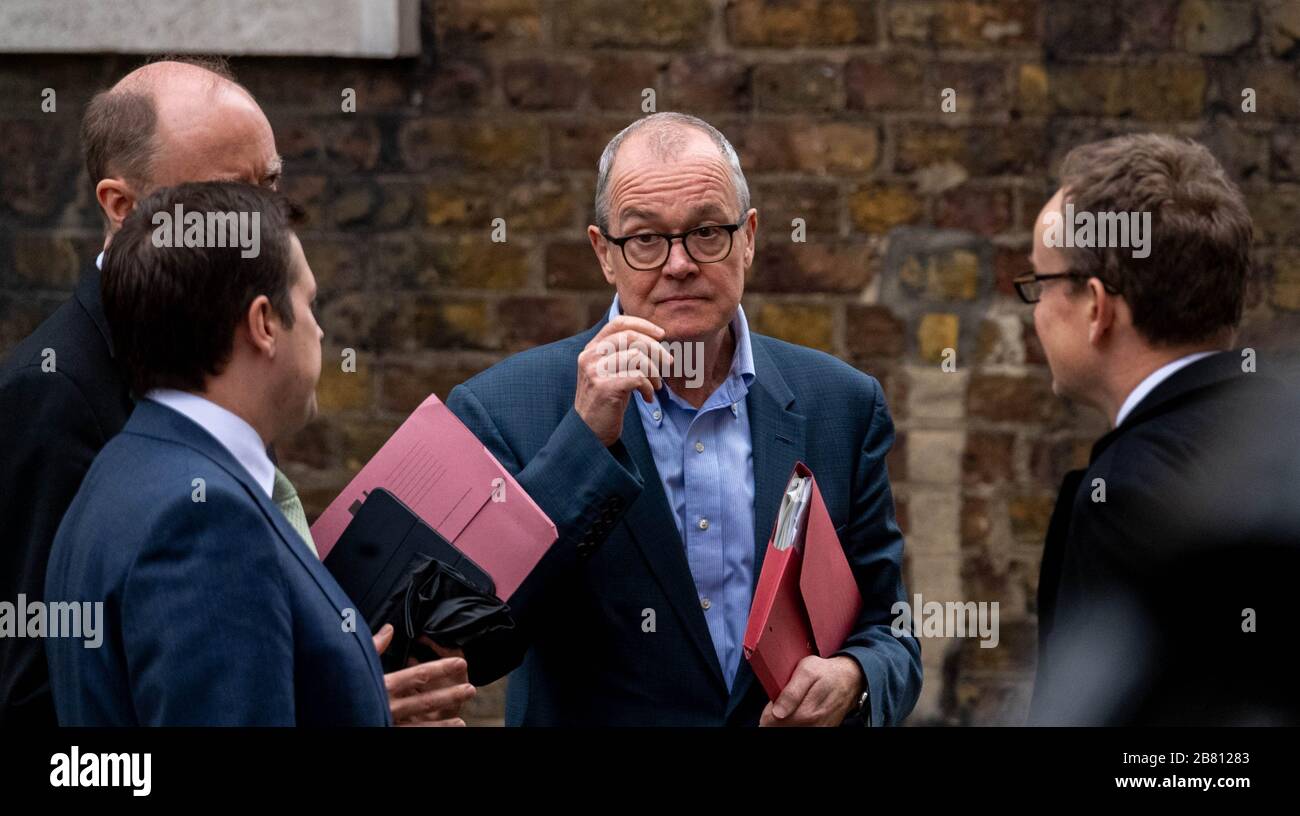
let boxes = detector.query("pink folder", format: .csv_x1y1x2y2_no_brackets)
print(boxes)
310,394,557,601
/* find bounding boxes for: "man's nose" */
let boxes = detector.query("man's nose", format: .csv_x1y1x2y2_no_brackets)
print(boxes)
661,237,697,279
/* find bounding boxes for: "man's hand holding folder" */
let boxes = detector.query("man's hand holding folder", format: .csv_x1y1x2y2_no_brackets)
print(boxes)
744,463,869,726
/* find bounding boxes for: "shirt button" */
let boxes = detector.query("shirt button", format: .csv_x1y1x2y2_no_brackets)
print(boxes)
731,403,739,416
652,409,662,421
701,597,711,610
698,517,709,530
694,441,705,453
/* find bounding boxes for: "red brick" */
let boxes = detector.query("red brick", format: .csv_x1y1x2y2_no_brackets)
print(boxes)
727,0,878,46
846,304,906,358
748,242,876,294
962,431,1015,484
752,60,843,112
500,296,589,350
968,373,1063,423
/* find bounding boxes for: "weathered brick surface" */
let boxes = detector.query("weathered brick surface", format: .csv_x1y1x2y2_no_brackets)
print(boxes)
1,0,1295,727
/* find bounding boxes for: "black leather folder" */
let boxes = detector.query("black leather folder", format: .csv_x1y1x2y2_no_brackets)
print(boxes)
324,488,516,682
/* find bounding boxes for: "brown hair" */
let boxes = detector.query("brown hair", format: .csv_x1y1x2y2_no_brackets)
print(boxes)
1058,133,1252,346
102,181,301,396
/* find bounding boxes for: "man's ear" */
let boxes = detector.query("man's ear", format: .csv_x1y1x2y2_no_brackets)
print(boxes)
245,294,278,358
741,207,758,268
95,178,137,234
1086,277,1117,346
588,224,617,285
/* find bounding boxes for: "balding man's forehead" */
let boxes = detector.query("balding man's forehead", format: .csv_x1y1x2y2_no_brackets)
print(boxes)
608,129,731,191
111,62,261,128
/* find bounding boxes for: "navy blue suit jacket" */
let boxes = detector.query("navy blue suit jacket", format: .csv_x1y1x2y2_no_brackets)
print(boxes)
45,400,391,726
447,317,921,726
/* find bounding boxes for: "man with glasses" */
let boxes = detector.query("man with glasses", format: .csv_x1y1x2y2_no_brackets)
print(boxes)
445,112,921,726
1022,134,1300,725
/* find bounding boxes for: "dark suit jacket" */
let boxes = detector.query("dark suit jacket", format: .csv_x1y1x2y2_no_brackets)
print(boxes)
0,266,132,726
1031,351,1300,725
447,316,921,726
44,399,391,726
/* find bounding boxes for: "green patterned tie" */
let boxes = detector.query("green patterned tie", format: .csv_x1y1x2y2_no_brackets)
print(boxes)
272,468,319,559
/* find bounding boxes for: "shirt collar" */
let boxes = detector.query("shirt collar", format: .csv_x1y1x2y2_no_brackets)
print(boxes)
1114,351,1218,428
607,294,755,423
144,389,276,497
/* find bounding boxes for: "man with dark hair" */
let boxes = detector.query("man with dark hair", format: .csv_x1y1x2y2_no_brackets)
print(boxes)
0,59,470,726
1021,133,1300,725
45,181,386,725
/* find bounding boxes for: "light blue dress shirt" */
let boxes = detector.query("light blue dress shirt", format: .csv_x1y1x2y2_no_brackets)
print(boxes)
607,295,757,688
145,388,276,498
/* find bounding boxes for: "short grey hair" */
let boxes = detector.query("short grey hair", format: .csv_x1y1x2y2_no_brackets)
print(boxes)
593,112,751,232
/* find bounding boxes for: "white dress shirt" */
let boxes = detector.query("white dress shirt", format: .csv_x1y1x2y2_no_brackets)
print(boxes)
1114,351,1218,427
145,389,275,498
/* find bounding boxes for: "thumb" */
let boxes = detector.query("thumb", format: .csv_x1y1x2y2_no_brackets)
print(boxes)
372,623,393,656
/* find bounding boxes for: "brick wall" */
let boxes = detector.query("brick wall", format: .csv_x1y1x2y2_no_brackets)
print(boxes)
1,0,1296,725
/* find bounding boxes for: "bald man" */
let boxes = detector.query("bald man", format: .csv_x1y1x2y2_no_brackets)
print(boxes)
0,59,470,727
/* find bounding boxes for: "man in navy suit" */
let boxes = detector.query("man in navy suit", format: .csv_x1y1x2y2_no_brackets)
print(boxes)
44,181,392,725
448,113,921,726
4,57,471,727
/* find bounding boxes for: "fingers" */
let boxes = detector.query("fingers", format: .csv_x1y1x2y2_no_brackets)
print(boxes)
420,637,465,660
580,347,665,410
585,334,674,381
384,655,469,698
372,623,393,657
763,699,810,727
594,315,665,343
596,348,663,399
389,682,476,723
801,677,833,719
574,317,673,446
772,659,817,720
397,716,467,728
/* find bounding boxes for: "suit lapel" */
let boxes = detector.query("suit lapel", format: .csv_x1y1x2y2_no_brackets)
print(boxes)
745,339,806,592
727,336,806,717
618,401,729,692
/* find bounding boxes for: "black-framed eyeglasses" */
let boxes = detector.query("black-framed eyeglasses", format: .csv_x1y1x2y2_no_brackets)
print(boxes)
600,221,745,271
1013,271,1121,304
